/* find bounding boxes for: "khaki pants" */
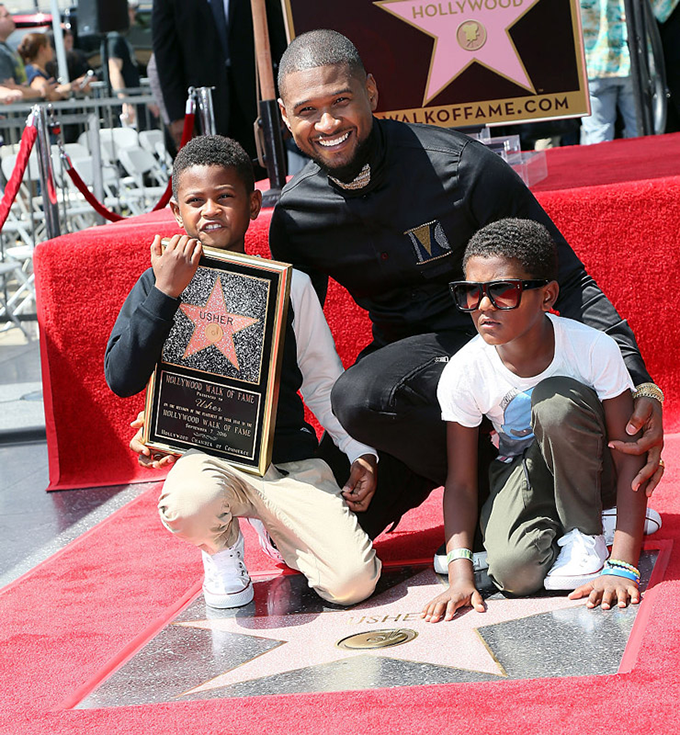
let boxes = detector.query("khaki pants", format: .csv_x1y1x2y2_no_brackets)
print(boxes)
158,451,381,605
481,377,617,596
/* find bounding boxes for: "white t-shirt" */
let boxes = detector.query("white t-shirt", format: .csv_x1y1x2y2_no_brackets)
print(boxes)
437,313,634,460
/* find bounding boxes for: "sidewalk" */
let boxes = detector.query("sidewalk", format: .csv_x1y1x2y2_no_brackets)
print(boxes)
0,322,45,441
0,322,148,588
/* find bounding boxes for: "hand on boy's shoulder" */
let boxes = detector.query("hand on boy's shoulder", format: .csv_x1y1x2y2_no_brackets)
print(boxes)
151,234,203,299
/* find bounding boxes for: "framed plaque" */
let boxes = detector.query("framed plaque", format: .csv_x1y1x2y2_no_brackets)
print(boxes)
281,0,590,127
142,248,292,476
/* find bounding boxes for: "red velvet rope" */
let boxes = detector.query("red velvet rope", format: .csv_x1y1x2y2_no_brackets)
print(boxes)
0,124,38,231
152,111,195,211
67,110,196,221
65,165,125,222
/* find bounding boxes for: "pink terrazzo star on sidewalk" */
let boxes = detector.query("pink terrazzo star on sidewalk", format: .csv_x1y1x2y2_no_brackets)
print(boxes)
176,569,584,695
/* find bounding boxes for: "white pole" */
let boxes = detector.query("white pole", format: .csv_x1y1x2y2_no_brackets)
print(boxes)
49,0,69,83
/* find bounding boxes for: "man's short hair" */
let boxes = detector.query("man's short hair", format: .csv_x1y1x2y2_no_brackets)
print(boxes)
278,29,366,98
463,218,559,281
172,135,254,199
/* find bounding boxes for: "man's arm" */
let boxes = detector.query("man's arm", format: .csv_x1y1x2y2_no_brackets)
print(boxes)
269,203,330,305
461,139,651,385
290,270,378,509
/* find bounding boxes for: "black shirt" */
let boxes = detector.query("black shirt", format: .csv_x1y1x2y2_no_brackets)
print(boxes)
269,118,651,385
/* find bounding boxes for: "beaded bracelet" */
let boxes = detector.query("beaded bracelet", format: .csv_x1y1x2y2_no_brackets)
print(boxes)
446,548,474,565
607,559,641,578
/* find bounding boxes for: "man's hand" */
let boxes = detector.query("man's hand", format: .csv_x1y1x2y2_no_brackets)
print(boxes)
569,574,641,610
150,234,202,299
342,453,377,512
608,396,664,496
421,580,485,622
130,411,176,469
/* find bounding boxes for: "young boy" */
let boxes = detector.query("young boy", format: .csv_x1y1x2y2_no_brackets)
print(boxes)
422,218,653,623
105,135,381,609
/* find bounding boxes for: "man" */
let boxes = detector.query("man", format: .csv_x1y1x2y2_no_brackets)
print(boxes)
151,0,286,172
579,0,638,144
108,1,154,129
0,4,41,100
269,30,664,546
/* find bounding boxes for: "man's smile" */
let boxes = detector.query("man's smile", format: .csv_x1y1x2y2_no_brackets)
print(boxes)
317,131,351,148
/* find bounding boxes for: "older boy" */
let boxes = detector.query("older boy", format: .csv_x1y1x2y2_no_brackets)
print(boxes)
105,135,381,609
422,219,653,623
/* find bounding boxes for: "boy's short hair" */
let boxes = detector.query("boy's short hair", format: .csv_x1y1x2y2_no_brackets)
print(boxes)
463,218,559,281
172,135,254,199
278,29,366,98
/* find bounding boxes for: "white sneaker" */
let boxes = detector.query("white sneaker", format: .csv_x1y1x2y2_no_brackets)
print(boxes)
433,543,489,575
202,533,254,608
601,506,662,546
544,529,609,590
245,517,286,565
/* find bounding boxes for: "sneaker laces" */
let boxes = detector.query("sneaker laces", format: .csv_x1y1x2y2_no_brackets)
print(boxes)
244,517,285,565
552,529,601,571
202,536,250,593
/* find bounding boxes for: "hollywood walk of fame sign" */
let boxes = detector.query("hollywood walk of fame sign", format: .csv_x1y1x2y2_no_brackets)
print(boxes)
143,247,291,475
280,0,590,127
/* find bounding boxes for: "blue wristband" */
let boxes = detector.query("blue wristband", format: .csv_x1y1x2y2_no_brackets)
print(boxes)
601,566,640,584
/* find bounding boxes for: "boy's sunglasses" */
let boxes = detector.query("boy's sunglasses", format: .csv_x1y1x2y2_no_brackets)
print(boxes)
449,279,549,312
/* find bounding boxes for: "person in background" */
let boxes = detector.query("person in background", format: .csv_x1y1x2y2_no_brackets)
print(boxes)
46,28,94,83
151,0,287,176
108,0,156,129
17,32,91,101
579,0,638,144
653,0,680,133
0,4,41,100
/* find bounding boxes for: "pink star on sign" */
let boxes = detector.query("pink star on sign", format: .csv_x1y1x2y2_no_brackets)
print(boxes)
376,0,541,104
180,276,259,370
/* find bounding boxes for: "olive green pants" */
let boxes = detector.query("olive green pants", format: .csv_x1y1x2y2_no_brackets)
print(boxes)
481,377,617,596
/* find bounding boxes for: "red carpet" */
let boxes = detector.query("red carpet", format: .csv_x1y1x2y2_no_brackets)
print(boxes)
33,134,680,491
0,439,677,735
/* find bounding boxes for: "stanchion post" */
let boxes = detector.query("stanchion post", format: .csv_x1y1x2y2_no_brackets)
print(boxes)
194,87,216,136
87,113,105,226
625,0,655,136
34,105,61,240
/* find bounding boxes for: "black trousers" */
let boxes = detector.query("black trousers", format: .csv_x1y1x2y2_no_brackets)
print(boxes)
320,331,495,539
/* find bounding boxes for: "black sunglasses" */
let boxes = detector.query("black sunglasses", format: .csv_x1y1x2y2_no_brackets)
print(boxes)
449,279,549,312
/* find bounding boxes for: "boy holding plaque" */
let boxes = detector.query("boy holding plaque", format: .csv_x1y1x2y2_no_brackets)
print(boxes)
105,135,381,609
